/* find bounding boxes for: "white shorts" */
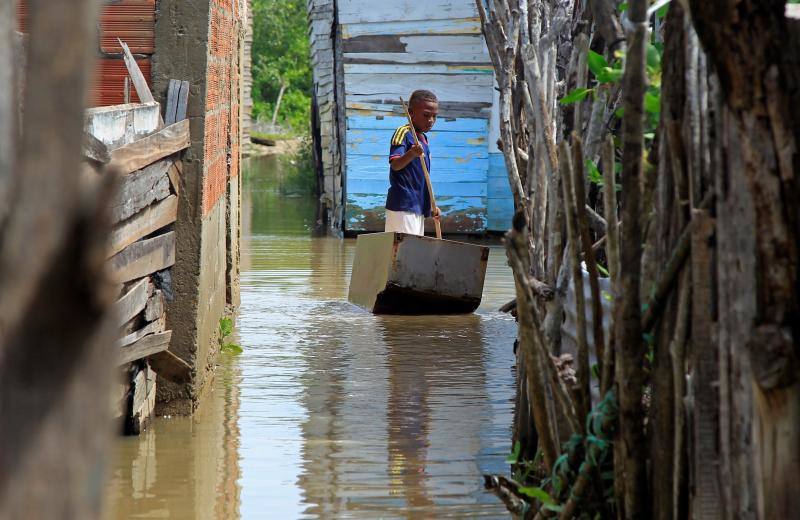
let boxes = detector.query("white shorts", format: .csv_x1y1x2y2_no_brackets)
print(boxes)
385,209,425,236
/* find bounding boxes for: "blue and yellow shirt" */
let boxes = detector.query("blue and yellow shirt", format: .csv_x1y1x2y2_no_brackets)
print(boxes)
386,124,431,217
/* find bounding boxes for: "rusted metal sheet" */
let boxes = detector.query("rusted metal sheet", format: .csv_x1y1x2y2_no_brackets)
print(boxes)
348,232,489,314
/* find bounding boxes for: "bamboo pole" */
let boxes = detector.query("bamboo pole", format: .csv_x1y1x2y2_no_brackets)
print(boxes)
400,97,441,239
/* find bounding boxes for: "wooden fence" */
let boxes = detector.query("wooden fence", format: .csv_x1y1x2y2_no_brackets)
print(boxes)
85,85,190,434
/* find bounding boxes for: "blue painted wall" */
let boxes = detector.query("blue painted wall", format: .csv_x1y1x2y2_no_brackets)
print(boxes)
345,115,493,233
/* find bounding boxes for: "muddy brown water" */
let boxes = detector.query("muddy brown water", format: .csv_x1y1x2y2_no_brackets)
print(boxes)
106,154,518,519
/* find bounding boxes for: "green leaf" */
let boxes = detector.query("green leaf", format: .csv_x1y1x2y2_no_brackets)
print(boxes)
645,92,661,114
618,2,628,12
587,50,609,77
222,343,243,355
560,87,594,105
597,264,610,277
585,159,603,185
219,317,234,338
602,289,613,301
544,504,565,513
506,441,521,464
646,44,662,70
597,67,623,84
656,3,670,18
518,486,555,505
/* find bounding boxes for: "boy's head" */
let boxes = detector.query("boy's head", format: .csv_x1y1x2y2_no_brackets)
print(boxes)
408,90,438,132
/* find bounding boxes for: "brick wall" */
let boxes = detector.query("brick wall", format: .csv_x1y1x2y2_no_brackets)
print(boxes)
18,0,155,107
203,0,243,216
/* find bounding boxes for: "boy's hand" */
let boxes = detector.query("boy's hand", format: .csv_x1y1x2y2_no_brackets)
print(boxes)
408,143,424,158
433,206,441,221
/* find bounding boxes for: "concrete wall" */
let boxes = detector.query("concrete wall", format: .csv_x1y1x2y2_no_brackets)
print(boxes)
153,0,245,414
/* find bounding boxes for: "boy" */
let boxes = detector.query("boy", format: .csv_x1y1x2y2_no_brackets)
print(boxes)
385,89,441,235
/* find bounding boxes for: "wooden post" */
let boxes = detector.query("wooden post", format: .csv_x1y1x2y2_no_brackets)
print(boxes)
0,1,116,518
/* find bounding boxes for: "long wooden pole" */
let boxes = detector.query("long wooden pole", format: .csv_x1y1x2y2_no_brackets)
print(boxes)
400,97,441,239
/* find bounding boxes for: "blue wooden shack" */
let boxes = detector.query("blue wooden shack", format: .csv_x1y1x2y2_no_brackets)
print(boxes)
308,0,513,234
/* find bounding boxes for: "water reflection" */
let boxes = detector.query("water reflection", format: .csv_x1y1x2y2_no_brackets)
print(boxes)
106,357,242,518
107,154,517,519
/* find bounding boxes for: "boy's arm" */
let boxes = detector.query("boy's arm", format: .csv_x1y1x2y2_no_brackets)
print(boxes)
390,143,425,171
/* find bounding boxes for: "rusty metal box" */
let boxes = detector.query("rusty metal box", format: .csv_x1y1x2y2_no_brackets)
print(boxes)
348,232,490,314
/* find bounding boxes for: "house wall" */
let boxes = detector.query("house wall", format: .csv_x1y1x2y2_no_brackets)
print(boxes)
153,0,245,414
308,0,515,234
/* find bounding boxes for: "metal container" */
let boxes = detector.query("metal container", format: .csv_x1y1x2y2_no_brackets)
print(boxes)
348,232,490,314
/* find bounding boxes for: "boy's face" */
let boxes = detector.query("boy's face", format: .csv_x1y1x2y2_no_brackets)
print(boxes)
409,100,438,132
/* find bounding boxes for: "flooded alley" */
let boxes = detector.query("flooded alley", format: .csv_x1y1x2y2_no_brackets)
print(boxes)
107,154,518,519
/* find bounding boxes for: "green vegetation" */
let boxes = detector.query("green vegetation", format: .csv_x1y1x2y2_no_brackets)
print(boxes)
219,317,243,355
251,0,312,134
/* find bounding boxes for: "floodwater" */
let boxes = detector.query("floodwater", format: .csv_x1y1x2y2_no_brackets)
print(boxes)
106,153,518,519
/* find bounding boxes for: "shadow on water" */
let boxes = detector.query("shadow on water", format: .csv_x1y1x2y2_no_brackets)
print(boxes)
107,154,518,519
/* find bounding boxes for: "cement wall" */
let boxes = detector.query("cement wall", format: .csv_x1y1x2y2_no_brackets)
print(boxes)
152,0,245,414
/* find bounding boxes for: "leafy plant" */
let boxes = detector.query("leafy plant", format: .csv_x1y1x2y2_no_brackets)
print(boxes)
251,0,312,134
219,317,243,355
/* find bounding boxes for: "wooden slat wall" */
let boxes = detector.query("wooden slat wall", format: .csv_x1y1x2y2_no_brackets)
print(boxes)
336,0,514,233
17,0,155,107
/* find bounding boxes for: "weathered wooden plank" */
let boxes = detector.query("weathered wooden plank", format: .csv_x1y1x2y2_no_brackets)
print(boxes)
346,100,490,120
144,289,164,322
108,119,190,175
118,331,172,366
148,349,192,385
344,63,492,75
346,154,489,176
344,73,493,104
113,277,151,327
343,34,488,56
111,231,176,283
129,363,157,435
108,195,178,257
341,17,482,38
117,313,166,348
118,38,154,104
176,81,189,122
346,115,488,132
111,158,171,223
347,127,488,152
347,179,487,197
338,0,477,24
345,195,487,232
167,159,181,195
165,79,180,125
82,132,110,165
348,169,487,183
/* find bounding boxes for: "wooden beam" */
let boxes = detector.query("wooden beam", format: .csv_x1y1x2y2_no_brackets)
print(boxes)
165,79,180,125
148,349,192,385
82,132,110,165
176,81,189,122
167,160,181,195
144,289,164,322
111,159,171,223
118,330,172,365
117,313,165,348
113,277,151,327
108,119,190,175
110,231,175,283
108,195,177,257
118,38,154,104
